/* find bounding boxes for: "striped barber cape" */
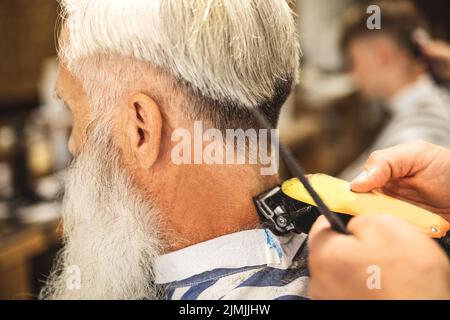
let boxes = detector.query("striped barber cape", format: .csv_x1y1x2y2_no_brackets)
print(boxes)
154,229,310,300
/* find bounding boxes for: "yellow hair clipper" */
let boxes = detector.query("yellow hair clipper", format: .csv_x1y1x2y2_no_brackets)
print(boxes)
251,109,450,256
254,174,450,254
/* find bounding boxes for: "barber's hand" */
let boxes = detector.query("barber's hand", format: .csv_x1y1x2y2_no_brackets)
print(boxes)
308,215,450,300
350,141,450,221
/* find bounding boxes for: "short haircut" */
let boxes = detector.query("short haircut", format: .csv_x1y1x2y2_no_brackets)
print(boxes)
59,0,300,130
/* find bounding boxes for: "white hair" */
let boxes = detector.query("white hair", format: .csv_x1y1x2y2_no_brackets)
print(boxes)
40,122,164,300
59,0,300,109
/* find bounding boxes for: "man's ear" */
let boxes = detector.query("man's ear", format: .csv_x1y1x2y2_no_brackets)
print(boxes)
125,93,162,170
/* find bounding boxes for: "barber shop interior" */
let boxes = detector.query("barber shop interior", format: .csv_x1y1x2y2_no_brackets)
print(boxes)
1,0,450,303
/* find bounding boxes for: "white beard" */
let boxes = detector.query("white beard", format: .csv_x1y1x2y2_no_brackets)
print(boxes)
40,134,164,300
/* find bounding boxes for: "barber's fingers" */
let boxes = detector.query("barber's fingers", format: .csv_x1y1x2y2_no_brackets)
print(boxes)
350,155,396,193
308,216,358,280
308,216,354,252
309,214,411,244
309,215,409,258
346,214,402,239
309,215,330,240
350,141,432,193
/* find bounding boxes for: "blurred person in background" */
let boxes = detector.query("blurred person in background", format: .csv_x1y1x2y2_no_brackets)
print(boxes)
340,0,450,180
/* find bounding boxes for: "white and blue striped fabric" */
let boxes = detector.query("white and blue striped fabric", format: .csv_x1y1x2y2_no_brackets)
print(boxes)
154,229,310,300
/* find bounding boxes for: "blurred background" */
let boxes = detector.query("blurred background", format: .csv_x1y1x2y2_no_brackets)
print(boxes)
0,0,449,299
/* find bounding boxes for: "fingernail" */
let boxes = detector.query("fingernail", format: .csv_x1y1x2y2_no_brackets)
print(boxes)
351,171,368,185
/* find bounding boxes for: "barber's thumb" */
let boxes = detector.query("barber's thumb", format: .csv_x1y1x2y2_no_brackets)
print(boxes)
350,167,385,193
309,216,331,241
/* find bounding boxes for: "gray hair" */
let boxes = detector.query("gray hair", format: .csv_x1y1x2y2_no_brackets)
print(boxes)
60,0,300,128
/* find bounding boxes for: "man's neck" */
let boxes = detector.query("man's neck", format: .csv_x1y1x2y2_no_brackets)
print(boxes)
156,164,279,252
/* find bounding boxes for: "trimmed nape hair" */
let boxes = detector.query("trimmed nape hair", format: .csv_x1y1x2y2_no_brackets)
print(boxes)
58,0,300,129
